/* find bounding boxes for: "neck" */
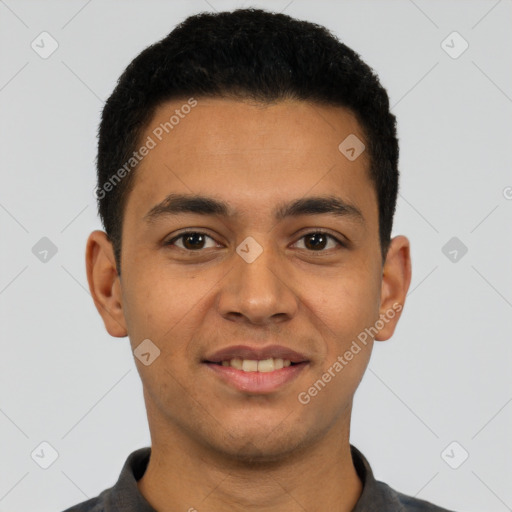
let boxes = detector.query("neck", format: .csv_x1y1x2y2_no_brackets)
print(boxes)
137,413,362,512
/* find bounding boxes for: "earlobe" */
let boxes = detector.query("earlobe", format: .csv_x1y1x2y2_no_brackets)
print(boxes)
85,230,128,337
375,235,412,341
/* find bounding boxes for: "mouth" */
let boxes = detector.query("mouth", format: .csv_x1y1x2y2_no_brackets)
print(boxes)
204,357,303,371
201,344,310,394
202,358,309,394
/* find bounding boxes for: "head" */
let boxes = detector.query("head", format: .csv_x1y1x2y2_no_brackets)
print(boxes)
95,8,400,273
87,8,411,462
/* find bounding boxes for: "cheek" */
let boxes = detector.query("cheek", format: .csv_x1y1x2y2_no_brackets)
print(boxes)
309,268,381,342
122,268,205,341
299,277,378,409
121,271,206,401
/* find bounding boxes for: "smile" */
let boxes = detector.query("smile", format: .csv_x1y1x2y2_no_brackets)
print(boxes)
203,360,309,394
215,357,294,372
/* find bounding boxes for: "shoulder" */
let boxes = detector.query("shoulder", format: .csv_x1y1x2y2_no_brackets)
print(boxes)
350,445,458,512
376,479,457,512
60,493,107,512
59,447,152,512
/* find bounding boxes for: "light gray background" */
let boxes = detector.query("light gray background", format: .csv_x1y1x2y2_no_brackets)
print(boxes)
1,1,511,511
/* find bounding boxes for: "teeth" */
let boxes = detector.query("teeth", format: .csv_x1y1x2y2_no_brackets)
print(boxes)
242,359,258,372
219,358,292,372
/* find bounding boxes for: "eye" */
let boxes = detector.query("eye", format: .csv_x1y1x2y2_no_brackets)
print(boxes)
165,230,345,253
165,231,219,251
293,231,344,251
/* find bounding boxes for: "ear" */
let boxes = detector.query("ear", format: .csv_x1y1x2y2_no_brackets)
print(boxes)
375,235,412,341
85,230,127,337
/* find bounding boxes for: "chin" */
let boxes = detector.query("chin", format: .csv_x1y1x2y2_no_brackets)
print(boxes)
207,421,310,463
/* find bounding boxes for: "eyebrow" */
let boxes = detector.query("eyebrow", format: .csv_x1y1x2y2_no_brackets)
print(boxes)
143,193,365,225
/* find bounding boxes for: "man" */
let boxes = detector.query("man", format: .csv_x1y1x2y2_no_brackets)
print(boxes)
65,7,456,512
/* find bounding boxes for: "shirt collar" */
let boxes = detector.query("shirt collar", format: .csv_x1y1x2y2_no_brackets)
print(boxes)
350,444,406,511
105,444,404,511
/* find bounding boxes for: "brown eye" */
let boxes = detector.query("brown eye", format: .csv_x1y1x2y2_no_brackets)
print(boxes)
294,231,343,251
167,232,217,251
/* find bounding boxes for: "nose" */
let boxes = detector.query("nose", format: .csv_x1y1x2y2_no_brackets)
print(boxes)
216,237,299,325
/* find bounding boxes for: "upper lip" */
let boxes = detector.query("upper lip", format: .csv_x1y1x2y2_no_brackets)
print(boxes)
203,344,309,363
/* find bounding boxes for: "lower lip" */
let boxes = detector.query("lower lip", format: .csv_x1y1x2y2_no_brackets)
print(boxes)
203,362,308,394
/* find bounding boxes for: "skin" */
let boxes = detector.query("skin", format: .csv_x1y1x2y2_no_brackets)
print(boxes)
86,97,411,512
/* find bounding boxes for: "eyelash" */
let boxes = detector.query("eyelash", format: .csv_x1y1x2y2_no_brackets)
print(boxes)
165,230,345,252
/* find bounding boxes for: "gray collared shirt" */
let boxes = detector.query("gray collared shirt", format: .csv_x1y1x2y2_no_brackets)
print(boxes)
62,445,456,511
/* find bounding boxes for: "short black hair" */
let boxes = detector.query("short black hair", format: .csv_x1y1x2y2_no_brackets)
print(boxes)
96,8,399,273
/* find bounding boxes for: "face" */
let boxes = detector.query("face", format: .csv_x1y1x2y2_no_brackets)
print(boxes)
86,97,411,462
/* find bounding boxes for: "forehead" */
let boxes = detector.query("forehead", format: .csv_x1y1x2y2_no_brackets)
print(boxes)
124,97,375,223
145,97,366,156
